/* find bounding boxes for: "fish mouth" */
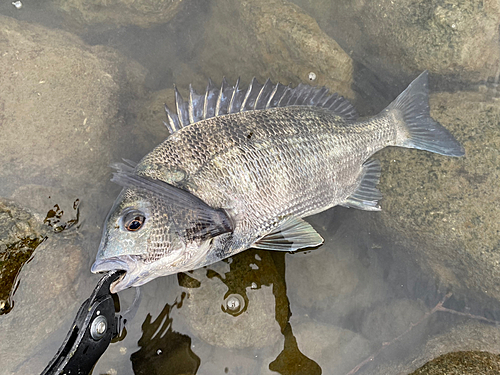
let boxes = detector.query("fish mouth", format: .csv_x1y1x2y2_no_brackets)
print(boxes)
91,256,138,293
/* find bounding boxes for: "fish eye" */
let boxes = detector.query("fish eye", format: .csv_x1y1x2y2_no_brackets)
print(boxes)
122,211,146,232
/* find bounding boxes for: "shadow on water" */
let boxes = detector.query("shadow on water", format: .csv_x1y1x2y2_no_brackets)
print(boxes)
130,294,201,375
128,248,321,374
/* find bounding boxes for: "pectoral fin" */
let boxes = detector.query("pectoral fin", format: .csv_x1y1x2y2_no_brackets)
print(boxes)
340,159,382,211
251,216,324,252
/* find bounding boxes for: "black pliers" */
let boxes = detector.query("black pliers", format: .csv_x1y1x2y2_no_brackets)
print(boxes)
41,270,125,375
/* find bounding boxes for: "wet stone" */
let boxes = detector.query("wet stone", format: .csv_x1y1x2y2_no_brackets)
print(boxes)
376,90,500,303
0,199,47,314
290,315,375,375
51,0,184,29
0,14,147,202
200,0,353,98
292,0,500,82
178,250,284,349
410,351,500,375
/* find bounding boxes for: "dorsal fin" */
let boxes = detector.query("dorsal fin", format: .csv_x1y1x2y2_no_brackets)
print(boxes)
163,78,357,135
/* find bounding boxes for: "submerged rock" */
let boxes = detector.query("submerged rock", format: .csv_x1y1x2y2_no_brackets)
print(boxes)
360,299,428,343
0,15,153,374
0,199,47,314
369,321,500,374
285,240,389,326
52,0,184,29
292,0,500,82
376,89,500,303
200,0,353,97
291,316,374,375
411,351,500,375
132,88,175,156
178,250,284,349
0,237,89,375
0,14,147,203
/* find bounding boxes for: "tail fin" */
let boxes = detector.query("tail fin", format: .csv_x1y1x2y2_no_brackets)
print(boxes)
387,71,464,157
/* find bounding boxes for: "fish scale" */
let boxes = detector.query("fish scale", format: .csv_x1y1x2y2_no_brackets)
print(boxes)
91,72,465,293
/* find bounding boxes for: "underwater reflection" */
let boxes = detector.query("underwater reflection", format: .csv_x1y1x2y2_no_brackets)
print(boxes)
130,249,321,374
130,293,201,375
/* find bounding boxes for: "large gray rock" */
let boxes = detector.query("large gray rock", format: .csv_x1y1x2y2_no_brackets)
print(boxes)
0,199,47,314
290,315,374,375
291,0,500,82
178,250,283,349
375,89,500,303
0,14,148,210
51,0,184,29
200,0,354,97
0,15,153,374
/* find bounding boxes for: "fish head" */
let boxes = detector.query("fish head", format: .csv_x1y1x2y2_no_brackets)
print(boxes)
92,164,233,293
92,188,186,293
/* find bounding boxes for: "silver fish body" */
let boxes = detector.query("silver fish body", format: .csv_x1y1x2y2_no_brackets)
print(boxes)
92,72,464,292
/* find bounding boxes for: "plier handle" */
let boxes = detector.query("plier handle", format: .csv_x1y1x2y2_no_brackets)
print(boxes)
41,270,125,375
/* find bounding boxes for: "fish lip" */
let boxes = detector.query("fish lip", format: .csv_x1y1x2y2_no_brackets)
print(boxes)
91,256,137,293
91,257,131,274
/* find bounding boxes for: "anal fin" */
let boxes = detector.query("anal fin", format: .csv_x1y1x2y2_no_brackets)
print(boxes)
340,159,382,211
251,216,324,252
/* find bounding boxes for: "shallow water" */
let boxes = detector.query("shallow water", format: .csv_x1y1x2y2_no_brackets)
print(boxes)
1,0,500,374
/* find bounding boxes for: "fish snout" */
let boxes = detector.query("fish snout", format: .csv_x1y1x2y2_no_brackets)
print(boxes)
91,256,131,274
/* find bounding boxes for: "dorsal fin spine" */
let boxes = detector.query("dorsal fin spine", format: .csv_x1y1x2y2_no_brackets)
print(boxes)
312,87,329,105
164,104,180,134
188,85,195,124
174,86,186,128
241,77,256,111
163,120,173,134
265,83,280,109
215,77,228,116
203,79,216,120
254,78,267,109
255,78,274,110
228,77,241,114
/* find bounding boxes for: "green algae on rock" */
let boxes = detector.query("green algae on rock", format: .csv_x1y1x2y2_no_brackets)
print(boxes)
0,199,47,314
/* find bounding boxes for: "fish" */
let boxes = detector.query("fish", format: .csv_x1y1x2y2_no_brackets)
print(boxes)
91,71,464,293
